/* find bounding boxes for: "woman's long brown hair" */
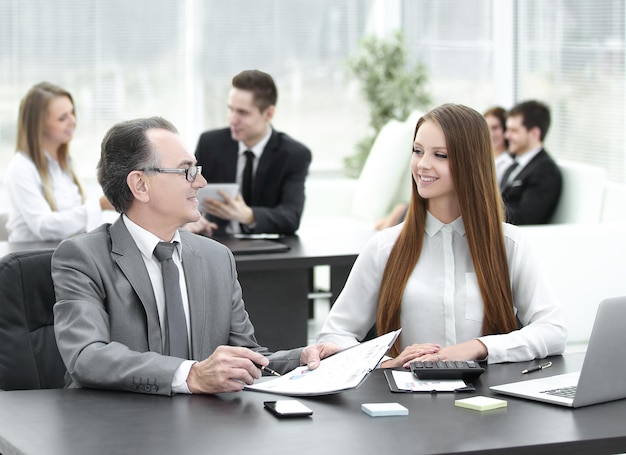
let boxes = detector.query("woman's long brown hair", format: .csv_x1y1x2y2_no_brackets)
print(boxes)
376,104,517,356
15,82,84,211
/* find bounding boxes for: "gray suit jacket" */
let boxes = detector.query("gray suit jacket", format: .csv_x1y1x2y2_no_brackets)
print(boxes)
52,216,302,396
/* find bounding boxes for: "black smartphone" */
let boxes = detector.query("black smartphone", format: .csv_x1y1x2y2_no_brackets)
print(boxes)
264,400,313,418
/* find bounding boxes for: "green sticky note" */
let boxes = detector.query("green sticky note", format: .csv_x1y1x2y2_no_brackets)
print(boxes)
455,396,507,412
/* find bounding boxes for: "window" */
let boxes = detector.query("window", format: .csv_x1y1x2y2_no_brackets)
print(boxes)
1,0,624,196
0,0,372,187
515,0,625,181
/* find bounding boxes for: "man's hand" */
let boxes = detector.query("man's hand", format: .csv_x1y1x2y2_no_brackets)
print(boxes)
202,192,255,225
300,342,342,370
181,217,219,237
186,345,268,394
374,202,408,230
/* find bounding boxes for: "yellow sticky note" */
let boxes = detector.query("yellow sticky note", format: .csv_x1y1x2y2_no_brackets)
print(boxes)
455,396,507,412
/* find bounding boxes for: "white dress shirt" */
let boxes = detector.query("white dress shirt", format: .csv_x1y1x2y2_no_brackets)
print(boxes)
123,215,195,394
316,212,567,364
236,127,271,185
4,151,102,242
227,127,272,234
494,152,514,186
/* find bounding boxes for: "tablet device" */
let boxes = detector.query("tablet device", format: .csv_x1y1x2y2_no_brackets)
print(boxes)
198,183,239,201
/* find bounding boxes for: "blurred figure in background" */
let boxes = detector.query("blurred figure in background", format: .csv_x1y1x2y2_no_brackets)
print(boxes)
500,100,562,225
190,70,311,237
4,82,112,242
483,106,513,186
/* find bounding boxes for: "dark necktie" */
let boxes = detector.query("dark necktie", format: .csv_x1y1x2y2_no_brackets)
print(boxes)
500,160,519,191
153,242,189,359
242,150,255,205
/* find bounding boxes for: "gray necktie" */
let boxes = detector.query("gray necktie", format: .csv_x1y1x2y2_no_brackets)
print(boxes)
153,242,189,359
500,160,519,191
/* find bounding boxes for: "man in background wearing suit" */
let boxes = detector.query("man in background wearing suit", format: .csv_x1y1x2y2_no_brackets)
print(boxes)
500,100,562,225
52,117,337,396
190,69,312,236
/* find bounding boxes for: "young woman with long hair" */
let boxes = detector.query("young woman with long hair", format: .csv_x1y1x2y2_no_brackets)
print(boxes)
317,104,566,367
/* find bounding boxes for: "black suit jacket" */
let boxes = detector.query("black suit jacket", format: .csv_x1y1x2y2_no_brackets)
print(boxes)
501,149,562,225
195,127,312,235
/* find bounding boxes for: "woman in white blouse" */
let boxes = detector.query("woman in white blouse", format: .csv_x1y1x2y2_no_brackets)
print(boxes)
5,82,113,242
317,104,567,367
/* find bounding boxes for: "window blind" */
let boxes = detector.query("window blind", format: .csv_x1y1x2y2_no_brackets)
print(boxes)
515,0,626,181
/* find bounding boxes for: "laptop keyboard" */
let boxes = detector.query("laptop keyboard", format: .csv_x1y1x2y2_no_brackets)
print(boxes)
541,386,577,398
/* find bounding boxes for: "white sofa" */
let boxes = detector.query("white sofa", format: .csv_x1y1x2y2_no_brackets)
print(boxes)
300,112,420,233
550,160,607,224
521,223,626,348
600,181,626,224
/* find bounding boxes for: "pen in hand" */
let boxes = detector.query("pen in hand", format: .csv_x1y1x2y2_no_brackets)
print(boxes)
521,361,552,375
255,364,281,377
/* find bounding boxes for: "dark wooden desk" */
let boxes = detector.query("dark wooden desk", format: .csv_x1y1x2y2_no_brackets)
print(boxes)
0,227,374,351
0,353,625,455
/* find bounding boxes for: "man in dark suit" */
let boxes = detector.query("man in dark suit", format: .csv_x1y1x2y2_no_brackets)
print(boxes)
52,116,337,396
191,69,311,236
501,100,562,225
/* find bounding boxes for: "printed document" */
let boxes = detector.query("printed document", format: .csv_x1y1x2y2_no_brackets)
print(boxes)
387,370,467,392
245,329,401,396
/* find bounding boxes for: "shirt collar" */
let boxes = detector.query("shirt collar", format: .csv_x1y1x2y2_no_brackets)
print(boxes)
515,146,542,168
44,151,61,168
238,126,272,159
424,211,466,237
122,214,183,261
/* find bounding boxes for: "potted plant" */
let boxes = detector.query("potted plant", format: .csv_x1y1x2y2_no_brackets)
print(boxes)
344,30,431,178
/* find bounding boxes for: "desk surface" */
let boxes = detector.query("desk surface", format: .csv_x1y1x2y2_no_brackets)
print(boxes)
1,353,625,455
219,228,375,271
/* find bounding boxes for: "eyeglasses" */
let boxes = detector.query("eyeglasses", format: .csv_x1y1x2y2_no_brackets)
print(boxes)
142,165,203,182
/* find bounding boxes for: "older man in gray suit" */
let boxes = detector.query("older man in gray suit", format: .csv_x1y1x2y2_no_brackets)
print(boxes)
52,117,338,396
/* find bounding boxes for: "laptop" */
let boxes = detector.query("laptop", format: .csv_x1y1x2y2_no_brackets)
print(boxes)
490,296,626,408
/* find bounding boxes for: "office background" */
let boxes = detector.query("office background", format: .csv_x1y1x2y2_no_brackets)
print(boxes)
0,0,624,207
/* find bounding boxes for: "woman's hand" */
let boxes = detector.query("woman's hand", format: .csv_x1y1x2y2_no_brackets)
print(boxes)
395,339,488,369
381,340,488,369
380,343,440,368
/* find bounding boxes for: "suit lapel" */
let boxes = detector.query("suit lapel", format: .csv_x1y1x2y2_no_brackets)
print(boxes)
225,137,239,182
254,130,279,201
503,149,546,192
109,218,164,354
517,149,547,180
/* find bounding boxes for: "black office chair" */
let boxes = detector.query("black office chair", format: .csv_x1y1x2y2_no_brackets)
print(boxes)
0,249,66,390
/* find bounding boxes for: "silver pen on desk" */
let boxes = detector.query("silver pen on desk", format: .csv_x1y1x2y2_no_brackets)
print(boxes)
521,361,552,375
